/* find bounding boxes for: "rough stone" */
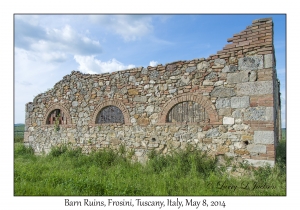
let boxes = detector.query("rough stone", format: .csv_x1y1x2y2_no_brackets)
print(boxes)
145,105,154,114
247,144,266,153
72,101,78,107
129,76,136,83
244,159,275,167
149,70,159,80
231,96,250,108
223,117,234,125
141,68,148,75
133,96,147,103
128,89,139,95
211,86,236,97
137,117,149,126
249,71,257,82
186,66,196,73
266,107,274,121
203,80,214,86
197,61,209,70
222,65,238,73
254,131,274,144
218,108,232,116
236,81,273,96
233,124,249,131
206,128,220,138
205,72,217,80
217,145,229,154
216,98,231,109
214,58,226,66
180,76,190,85
244,107,273,121
214,81,224,86
227,71,250,84
169,88,177,94
238,55,263,70
264,54,273,68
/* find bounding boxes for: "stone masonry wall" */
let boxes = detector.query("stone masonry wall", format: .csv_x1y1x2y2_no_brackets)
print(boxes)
24,18,280,167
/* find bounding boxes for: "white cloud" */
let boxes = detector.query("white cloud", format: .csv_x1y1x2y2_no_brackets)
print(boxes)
15,48,67,123
74,55,135,74
89,15,153,41
15,17,103,57
149,60,158,67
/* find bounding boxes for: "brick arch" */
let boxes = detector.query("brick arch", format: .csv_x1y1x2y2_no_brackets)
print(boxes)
158,93,218,124
43,104,72,125
91,100,131,125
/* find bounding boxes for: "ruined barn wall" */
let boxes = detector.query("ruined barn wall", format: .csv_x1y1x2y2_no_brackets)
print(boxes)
24,18,279,166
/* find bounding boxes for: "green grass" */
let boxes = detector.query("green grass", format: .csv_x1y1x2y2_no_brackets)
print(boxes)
14,139,286,196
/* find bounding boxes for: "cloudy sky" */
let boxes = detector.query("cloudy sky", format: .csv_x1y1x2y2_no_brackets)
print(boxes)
14,14,286,127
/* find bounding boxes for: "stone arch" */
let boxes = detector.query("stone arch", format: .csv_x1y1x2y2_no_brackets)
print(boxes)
43,104,72,125
158,93,218,124
91,100,131,125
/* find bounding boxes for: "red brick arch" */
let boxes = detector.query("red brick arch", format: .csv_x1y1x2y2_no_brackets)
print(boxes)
158,93,218,124
90,100,131,125
43,104,72,125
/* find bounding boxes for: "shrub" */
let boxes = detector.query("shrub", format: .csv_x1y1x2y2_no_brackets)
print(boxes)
14,143,34,157
48,145,68,157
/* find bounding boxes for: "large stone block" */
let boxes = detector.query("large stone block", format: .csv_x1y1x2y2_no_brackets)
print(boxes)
254,131,274,144
211,86,236,97
247,144,266,153
244,107,265,121
264,54,273,68
244,107,273,121
216,98,231,109
244,159,275,167
231,96,250,108
266,107,274,121
236,81,273,96
227,71,249,84
238,55,263,70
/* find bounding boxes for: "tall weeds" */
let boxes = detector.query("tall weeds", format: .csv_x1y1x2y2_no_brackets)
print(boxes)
14,142,286,196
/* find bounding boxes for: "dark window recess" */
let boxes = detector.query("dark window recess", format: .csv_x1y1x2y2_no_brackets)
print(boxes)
46,109,67,124
96,106,124,124
167,101,209,123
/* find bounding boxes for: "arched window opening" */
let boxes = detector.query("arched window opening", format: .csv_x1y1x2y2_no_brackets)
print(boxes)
46,109,68,125
167,101,209,123
96,106,124,124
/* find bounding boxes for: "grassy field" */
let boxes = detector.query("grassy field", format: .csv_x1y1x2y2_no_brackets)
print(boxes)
14,128,286,196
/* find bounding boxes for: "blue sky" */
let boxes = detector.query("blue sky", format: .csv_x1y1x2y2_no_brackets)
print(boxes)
14,14,286,127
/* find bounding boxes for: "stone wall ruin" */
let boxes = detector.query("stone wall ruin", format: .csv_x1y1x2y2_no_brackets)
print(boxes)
24,18,281,167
